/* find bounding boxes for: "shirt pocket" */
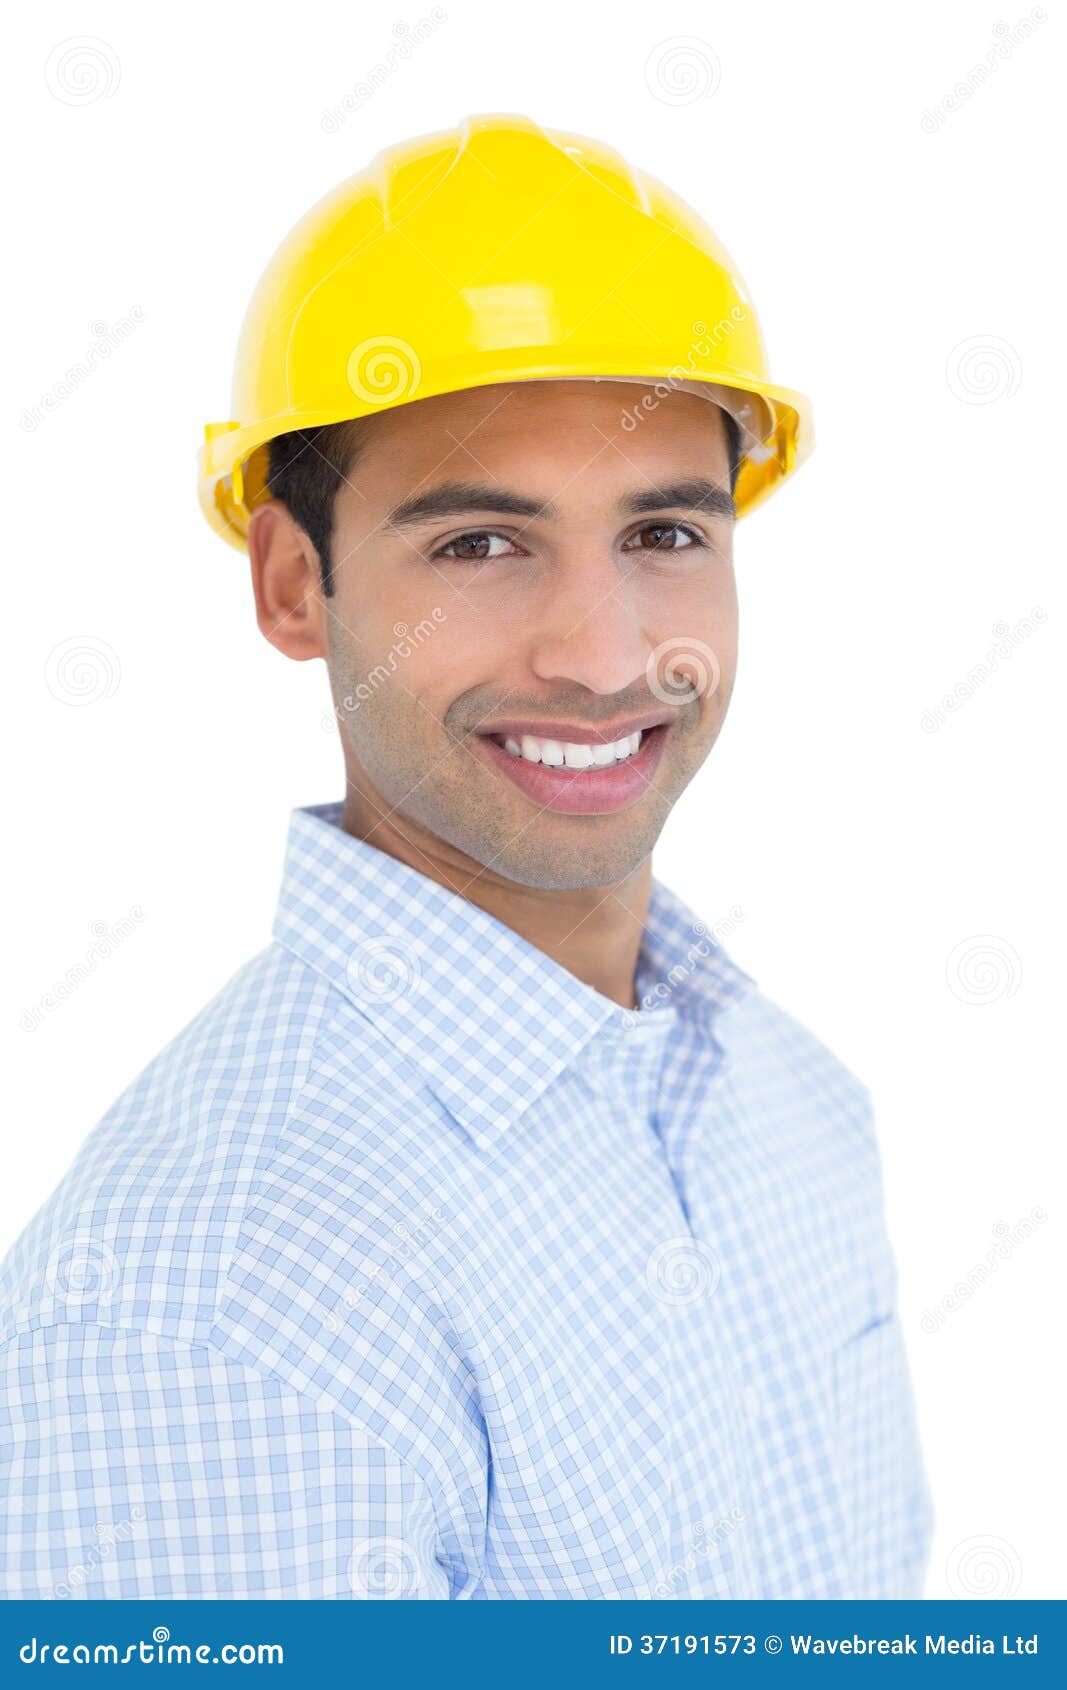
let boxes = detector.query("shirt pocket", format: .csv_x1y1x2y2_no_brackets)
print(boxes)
832,1311,933,1596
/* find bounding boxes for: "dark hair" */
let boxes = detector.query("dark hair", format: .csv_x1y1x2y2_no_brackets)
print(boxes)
267,405,743,598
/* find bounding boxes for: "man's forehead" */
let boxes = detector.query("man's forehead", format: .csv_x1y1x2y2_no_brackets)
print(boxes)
378,377,727,436
341,379,732,501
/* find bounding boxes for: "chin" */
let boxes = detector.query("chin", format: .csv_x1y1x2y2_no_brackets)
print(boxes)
480,822,660,894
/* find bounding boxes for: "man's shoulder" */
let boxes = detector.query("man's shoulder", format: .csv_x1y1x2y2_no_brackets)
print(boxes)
647,878,872,1131
0,940,391,1343
0,936,485,1486
717,980,875,1141
713,983,900,1323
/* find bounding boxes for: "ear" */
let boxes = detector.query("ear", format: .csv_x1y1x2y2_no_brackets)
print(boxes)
247,500,327,661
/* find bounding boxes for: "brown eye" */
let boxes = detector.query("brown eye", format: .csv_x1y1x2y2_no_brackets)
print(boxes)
454,535,491,559
623,521,702,552
434,531,518,562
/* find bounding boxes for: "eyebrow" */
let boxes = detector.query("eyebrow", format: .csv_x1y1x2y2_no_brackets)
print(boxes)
384,475,735,528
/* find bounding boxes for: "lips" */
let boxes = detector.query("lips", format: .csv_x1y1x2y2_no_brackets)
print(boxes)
475,708,675,744
475,721,670,815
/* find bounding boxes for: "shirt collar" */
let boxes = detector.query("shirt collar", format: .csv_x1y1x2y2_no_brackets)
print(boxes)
635,878,755,1027
272,802,755,1148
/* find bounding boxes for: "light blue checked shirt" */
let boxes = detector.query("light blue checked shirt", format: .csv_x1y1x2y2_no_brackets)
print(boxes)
0,802,932,1600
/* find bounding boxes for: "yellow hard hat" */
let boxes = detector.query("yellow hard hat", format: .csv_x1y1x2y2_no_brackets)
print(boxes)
199,112,813,551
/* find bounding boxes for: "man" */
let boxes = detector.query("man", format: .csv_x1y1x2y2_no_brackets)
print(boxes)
0,114,932,1599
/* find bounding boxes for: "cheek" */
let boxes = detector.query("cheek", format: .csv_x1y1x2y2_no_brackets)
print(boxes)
407,594,528,709
347,554,523,675
643,572,738,701
642,556,736,625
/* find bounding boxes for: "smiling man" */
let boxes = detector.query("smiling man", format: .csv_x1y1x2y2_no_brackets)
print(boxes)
0,115,933,1600
253,377,741,1001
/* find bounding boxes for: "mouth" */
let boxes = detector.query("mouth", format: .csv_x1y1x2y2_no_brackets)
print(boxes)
472,718,672,815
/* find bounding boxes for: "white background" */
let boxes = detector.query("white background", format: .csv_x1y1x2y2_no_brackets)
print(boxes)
5,0,1063,1600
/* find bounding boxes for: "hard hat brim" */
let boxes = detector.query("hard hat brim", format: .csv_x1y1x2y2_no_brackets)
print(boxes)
199,364,812,553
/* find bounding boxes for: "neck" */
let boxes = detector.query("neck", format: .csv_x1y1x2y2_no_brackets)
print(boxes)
340,782,649,1011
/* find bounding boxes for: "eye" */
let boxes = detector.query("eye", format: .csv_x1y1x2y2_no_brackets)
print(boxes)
622,520,706,553
431,530,523,562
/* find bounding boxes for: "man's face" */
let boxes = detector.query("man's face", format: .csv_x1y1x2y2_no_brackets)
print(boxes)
322,379,738,891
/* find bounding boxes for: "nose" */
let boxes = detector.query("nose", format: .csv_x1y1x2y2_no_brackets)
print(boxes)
528,552,651,696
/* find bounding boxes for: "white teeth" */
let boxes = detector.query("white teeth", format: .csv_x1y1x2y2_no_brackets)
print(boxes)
563,743,593,769
501,730,645,767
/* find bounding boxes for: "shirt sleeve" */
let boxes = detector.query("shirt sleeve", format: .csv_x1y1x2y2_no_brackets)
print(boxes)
0,1322,452,1599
